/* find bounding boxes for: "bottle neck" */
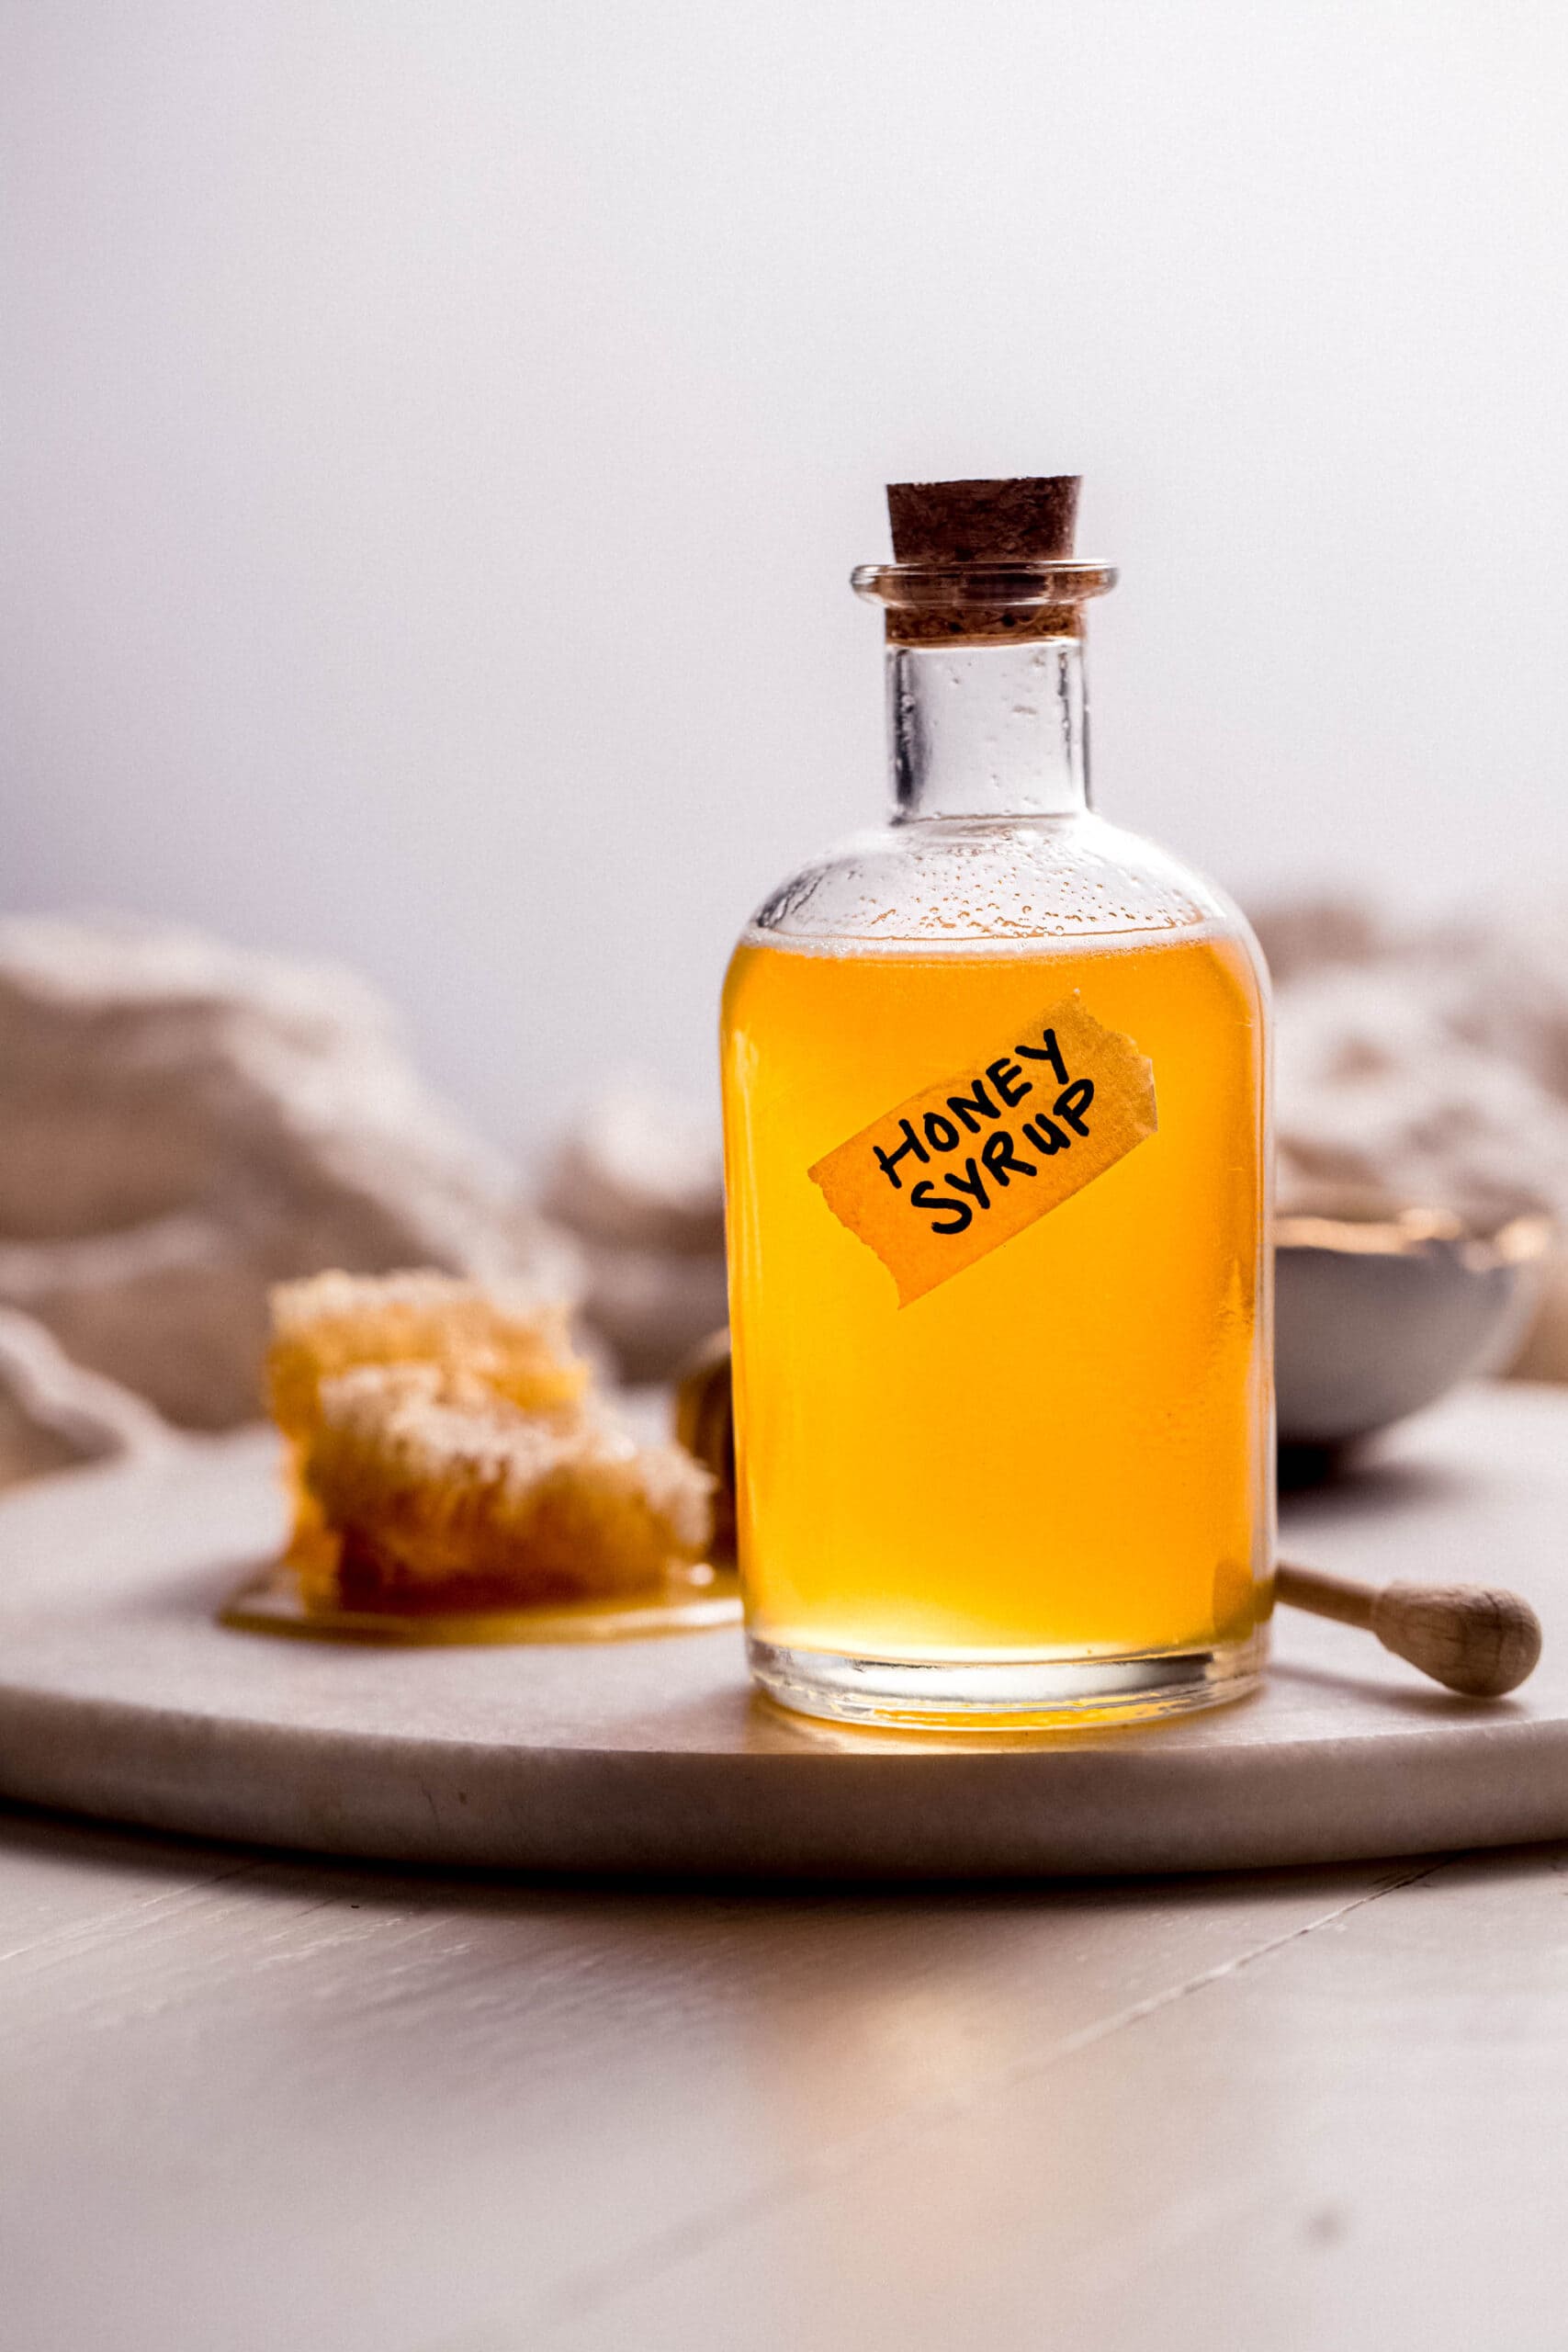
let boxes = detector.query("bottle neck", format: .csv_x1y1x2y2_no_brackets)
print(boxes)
886,635,1090,820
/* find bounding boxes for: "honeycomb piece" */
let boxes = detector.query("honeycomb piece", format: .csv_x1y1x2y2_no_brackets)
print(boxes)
303,1363,714,1609
266,1269,587,1445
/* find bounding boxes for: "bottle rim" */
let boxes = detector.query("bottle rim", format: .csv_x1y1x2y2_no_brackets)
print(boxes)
851,560,1117,612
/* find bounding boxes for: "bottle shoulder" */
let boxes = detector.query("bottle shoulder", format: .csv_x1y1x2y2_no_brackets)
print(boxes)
745,812,1260,962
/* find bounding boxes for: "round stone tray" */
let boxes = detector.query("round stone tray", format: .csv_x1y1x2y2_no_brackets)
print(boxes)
1,1385,1565,1878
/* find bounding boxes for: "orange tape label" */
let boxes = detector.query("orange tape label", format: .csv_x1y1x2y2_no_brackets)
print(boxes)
808,992,1157,1306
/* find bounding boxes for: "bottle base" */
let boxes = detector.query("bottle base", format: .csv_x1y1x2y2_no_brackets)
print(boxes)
748,1627,1269,1733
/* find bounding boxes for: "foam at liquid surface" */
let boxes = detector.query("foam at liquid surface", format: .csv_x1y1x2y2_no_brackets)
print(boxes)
749,812,1239,950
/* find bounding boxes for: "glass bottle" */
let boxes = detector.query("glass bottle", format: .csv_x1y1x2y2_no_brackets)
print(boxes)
720,478,1272,1729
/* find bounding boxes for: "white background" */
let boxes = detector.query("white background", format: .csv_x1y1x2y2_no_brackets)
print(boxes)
4,2,1566,1142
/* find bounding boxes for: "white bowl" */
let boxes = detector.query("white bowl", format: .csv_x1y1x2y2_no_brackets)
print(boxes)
1274,1203,1551,1452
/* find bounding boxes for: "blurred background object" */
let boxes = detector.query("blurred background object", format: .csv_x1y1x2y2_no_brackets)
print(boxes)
0,1304,172,1484
1258,896,1568,1450
1258,897,1568,1386
1256,899,1568,1231
0,915,575,1430
0,914,720,1466
538,1087,727,1384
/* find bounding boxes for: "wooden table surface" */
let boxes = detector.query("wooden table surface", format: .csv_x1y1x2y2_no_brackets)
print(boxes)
6,1404,1568,2347
5,1811,1566,2350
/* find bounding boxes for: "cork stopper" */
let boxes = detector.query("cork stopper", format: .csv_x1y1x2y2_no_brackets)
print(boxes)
886,477,1080,564
856,475,1110,646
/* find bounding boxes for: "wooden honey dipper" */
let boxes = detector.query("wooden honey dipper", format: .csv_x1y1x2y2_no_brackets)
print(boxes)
1276,1563,1541,1699
674,1337,1544,1701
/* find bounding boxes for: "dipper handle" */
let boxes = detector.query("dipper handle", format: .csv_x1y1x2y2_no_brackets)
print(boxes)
1277,1562,1542,1699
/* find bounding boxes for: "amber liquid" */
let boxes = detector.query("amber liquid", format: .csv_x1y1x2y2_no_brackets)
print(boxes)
721,928,1271,1668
